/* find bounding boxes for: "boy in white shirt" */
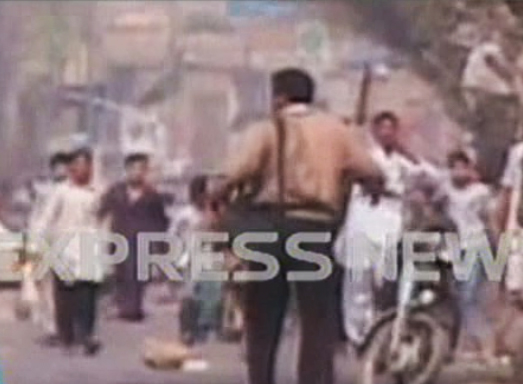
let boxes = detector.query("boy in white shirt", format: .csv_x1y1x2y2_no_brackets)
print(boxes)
440,150,495,362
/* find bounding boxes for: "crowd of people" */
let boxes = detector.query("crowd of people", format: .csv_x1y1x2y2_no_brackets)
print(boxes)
26,149,171,355
15,62,523,384
209,67,523,383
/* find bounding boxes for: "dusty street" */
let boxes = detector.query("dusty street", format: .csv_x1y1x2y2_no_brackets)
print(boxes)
0,287,516,384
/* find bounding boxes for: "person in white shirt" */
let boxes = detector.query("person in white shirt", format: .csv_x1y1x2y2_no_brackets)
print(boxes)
27,152,70,346
494,140,523,358
461,29,522,183
337,111,440,344
439,150,495,362
462,36,517,101
174,175,223,345
34,148,103,355
498,141,523,293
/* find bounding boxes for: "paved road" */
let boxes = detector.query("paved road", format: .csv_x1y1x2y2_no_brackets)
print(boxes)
0,288,245,384
0,288,515,384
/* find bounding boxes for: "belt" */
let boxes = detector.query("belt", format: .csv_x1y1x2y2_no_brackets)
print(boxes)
252,201,338,216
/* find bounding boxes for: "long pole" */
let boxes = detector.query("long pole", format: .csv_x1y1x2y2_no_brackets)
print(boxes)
354,62,373,127
83,1,96,138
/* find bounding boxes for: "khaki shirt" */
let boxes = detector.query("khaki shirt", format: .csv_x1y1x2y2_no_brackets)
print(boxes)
224,104,383,220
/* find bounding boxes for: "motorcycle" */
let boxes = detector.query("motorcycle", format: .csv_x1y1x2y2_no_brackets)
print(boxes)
357,269,458,383
356,225,460,384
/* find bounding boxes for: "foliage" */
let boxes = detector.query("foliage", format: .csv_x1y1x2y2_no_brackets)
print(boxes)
346,0,514,124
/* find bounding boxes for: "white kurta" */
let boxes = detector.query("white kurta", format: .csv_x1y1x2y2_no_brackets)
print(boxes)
337,144,439,343
336,145,439,268
500,142,523,291
32,181,104,283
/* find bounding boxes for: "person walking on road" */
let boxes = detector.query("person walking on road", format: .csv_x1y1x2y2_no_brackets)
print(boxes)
440,150,496,362
215,68,384,384
36,148,103,355
28,152,70,346
98,153,169,322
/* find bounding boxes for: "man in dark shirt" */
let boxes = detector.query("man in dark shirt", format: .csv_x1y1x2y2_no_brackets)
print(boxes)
98,153,169,321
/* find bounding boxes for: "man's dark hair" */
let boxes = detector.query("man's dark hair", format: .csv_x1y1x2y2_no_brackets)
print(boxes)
124,153,149,167
70,147,93,163
49,152,71,169
271,68,315,104
189,175,208,205
372,111,399,128
447,150,472,168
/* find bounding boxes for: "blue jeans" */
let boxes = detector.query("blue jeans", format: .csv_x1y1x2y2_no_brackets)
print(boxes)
179,280,222,344
457,264,491,340
194,281,223,336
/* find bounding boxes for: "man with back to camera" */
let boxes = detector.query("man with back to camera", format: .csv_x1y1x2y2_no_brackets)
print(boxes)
215,68,384,384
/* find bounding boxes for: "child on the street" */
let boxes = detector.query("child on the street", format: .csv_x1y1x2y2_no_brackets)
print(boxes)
174,176,223,346
440,150,496,363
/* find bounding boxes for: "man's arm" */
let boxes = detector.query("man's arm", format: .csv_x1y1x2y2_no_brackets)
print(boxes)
395,142,421,165
216,122,270,199
398,152,444,184
96,189,111,221
344,126,384,203
498,187,513,232
27,193,46,235
498,145,522,231
477,185,493,226
485,53,515,84
153,192,170,232
96,186,116,223
344,126,383,181
30,186,62,236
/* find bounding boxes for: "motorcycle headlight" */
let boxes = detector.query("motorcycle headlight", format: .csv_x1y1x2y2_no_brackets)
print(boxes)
419,289,436,305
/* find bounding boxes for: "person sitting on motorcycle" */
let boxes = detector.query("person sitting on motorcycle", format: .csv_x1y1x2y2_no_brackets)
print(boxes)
374,175,459,321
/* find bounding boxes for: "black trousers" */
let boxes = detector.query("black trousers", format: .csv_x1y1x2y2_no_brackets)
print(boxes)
469,93,519,184
236,211,341,384
114,249,145,320
53,276,99,346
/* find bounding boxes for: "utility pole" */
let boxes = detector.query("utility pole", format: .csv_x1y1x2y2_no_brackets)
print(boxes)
83,0,97,139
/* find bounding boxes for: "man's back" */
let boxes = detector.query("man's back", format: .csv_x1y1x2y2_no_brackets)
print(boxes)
226,105,381,219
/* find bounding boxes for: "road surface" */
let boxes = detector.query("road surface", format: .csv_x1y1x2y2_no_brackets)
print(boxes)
0,287,515,384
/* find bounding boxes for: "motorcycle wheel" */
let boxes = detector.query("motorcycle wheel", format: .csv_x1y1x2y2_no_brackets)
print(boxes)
357,313,449,384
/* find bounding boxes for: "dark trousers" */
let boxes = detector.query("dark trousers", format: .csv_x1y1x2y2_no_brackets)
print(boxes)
53,276,99,346
179,296,200,345
237,212,341,384
468,92,519,183
115,249,145,320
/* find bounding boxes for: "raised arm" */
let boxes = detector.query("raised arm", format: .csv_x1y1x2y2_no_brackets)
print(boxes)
498,145,522,231
345,125,383,181
344,126,384,204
